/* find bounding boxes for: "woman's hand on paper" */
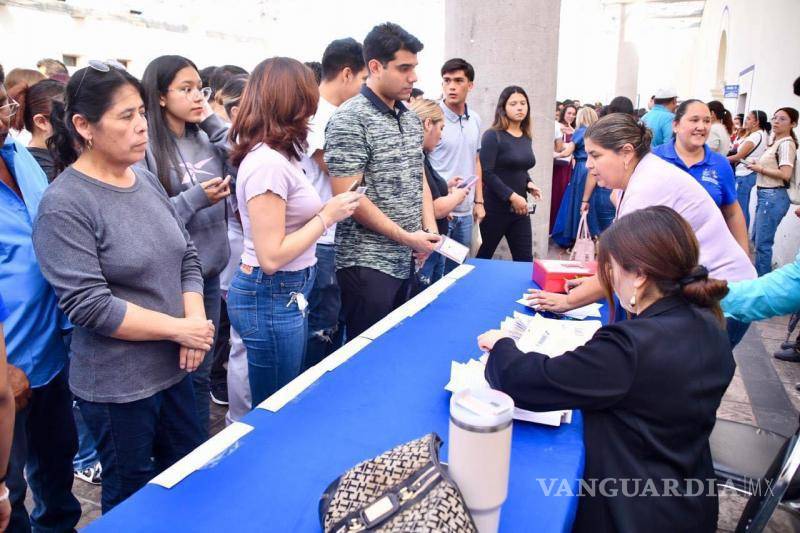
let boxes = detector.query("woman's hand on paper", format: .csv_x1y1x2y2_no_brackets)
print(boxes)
477,330,510,352
525,289,572,313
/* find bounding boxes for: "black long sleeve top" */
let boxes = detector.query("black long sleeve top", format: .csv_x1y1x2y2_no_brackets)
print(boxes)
479,129,535,213
485,295,734,533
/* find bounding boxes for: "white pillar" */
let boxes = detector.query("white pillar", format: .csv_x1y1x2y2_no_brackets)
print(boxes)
445,0,561,259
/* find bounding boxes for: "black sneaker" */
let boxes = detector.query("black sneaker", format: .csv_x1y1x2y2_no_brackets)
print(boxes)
210,382,229,406
75,463,102,485
782,340,798,350
774,347,800,363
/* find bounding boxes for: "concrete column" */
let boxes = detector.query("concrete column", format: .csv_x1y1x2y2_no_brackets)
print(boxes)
614,3,639,102
445,0,561,259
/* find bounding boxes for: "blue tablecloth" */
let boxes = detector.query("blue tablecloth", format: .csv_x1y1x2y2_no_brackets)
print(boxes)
87,259,609,532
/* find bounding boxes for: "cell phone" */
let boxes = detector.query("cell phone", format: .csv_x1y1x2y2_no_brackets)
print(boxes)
457,175,479,189
356,186,367,194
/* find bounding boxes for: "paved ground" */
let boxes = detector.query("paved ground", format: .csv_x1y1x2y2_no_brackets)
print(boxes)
27,248,800,531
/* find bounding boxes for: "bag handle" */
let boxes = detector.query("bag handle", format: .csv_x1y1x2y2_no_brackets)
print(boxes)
576,211,591,240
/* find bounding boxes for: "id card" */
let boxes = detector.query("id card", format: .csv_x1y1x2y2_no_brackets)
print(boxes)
435,235,469,264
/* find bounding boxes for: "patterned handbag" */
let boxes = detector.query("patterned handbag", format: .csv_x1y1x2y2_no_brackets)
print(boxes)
319,433,477,533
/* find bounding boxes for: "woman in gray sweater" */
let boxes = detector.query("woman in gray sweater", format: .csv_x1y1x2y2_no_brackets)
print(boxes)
33,63,214,512
139,55,232,437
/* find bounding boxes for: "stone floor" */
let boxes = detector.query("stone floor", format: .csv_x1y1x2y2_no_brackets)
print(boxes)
30,249,800,531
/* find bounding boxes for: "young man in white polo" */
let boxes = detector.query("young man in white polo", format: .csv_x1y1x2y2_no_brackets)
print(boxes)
428,58,484,273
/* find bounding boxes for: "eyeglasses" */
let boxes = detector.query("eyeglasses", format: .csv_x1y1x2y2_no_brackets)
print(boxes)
168,86,213,101
74,59,127,101
0,99,19,120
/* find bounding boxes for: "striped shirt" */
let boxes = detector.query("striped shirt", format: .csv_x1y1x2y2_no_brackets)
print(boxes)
324,85,424,280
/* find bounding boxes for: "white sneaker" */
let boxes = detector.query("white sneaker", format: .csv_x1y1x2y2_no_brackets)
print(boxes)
74,462,102,485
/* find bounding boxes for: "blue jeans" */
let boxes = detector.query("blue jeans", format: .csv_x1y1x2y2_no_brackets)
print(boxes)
227,265,316,407
418,253,445,289
77,375,203,513
444,214,473,274
72,401,99,470
753,188,790,276
192,274,221,439
8,368,81,533
304,245,342,370
736,172,756,232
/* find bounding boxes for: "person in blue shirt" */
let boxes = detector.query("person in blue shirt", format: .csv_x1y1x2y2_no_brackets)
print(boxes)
641,87,677,147
653,99,749,252
0,82,80,531
0,293,17,532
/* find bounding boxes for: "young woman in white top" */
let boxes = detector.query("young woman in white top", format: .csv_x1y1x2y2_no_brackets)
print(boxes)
727,110,770,231
743,107,798,276
707,100,733,155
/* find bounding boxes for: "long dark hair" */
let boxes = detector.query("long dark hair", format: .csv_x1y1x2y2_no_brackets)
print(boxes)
708,100,733,135
229,57,319,166
750,110,771,134
141,55,200,195
558,104,577,128
597,206,729,322
48,65,143,173
491,85,531,138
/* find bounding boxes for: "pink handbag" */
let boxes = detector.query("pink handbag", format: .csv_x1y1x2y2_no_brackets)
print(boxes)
570,212,596,263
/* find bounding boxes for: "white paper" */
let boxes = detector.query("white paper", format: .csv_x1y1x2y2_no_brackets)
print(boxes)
435,235,469,264
516,314,601,356
321,336,373,372
257,363,329,412
149,422,254,488
425,277,457,297
516,297,602,320
444,264,475,280
445,357,570,427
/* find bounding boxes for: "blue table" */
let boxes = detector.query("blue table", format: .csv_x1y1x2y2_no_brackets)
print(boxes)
87,259,608,532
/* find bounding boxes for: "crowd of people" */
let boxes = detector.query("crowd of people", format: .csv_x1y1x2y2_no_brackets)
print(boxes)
0,18,798,533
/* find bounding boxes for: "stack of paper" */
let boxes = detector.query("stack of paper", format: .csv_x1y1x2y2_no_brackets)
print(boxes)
516,296,602,320
444,358,571,427
446,311,602,427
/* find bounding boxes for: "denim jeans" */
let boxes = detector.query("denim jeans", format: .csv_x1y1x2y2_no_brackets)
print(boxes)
192,274,221,439
304,244,342,370
753,188,790,276
8,368,81,533
227,265,316,408
417,253,445,289
72,400,99,471
444,214,473,274
735,172,757,232
77,375,203,513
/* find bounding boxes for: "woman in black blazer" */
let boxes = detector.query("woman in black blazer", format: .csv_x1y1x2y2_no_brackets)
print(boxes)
478,206,734,533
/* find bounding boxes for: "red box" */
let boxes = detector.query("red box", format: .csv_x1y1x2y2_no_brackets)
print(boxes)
532,259,597,293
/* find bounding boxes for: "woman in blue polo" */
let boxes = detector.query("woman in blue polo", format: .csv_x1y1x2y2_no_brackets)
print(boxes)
653,99,749,252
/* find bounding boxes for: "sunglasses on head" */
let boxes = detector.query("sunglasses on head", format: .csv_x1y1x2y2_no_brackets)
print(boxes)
74,59,128,100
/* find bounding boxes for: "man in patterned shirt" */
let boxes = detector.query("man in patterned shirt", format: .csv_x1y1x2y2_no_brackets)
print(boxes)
326,22,440,338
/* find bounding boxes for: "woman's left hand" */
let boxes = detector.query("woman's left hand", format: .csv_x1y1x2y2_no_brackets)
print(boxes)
527,182,542,200
478,330,510,352
525,289,573,313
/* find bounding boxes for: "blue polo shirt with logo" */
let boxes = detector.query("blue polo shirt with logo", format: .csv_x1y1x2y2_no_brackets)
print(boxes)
653,140,736,207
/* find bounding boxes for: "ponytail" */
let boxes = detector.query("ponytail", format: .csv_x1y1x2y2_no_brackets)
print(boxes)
47,99,79,174
677,265,729,323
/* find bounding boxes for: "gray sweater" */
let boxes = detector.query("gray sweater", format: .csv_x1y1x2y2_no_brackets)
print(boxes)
137,114,231,279
33,166,204,403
